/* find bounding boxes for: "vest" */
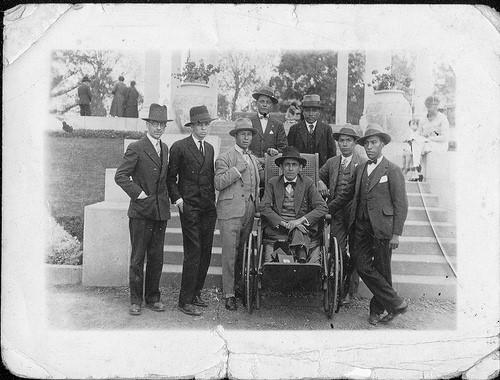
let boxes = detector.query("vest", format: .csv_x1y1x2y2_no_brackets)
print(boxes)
357,166,374,220
241,154,257,201
334,160,352,197
281,188,295,220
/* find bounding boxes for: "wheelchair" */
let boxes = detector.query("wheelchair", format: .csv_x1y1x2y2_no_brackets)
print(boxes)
241,153,343,319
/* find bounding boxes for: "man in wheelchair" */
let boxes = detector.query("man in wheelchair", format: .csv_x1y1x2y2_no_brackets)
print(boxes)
259,146,328,264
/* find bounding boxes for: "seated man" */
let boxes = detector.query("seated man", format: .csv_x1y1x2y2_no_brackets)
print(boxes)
259,146,328,263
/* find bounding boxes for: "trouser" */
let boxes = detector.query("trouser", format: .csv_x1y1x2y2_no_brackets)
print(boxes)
353,217,403,314
129,218,167,305
219,199,255,297
79,104,91,116
178,204,217,306
263,226,320,264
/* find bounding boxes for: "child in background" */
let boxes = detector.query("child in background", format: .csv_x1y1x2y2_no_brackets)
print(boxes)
402,118,427,182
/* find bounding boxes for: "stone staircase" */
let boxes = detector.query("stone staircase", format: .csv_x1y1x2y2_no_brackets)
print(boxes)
159,180,457,301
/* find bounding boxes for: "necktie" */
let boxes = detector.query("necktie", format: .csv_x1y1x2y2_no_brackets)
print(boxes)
155,140,161,157
309,124,314,134
199,140,204,156
368,158,377,165
341,158,347,171
285,181,296,187
285,181,295,194
259,113,268,119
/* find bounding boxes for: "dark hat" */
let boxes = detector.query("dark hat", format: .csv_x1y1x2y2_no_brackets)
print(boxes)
184,105,216,127
301,94,323,108
274,146,307,167
252,86,278,104
356,124,391,146
142,103,173,123
332,124,360,141
229,118,258,137
82,76,90,83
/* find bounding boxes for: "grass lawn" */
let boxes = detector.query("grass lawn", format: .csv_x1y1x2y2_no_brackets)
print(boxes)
45,136,125,217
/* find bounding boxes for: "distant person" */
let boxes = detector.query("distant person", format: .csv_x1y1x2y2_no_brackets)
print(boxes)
77,76,92,116
110,76,127,117
124,81,140,118
287,94,336,168
114,103,173,316
248,86,288,164
402,118,427,182
419,95,450,152
285,101,301,122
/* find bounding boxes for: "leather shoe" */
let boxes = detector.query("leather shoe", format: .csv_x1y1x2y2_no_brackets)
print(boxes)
178,303,202,316
145,301,166,312
368,312,381,325
380,300,408,324
225,297,237,311
341,293,353,305
129,304,141,315
192,295,209,308
235,288,244,300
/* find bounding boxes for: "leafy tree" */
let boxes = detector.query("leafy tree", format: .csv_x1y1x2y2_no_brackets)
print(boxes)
217,93,230,120
269,51,338,123
433,62,456,108
391,51,416,106
347,51,365,125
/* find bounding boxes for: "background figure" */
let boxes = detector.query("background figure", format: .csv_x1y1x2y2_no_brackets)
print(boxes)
420,95,450,153
77,75,92,116
167,105,217,317
285,101,301,122
124,80,140,118
287,94,336,168
110,75,127,117
402,118,427,182
114,104,173,316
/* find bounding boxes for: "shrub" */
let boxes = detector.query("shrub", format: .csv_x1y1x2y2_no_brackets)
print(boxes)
47,217,83,265
47,129,145,139
55,216,84,243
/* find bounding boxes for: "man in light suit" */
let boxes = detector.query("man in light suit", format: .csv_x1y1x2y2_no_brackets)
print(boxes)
328,124,409,325
318,124,366,305
77,76,92,116
260,146,328,264
248,86,288,165
115,103,173,315
287,94,336,168
215,118,263,310
167,105,217,317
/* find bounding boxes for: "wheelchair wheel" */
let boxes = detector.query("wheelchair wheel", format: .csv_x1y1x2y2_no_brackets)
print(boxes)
241,237,248,308
254,234,261,310
245,231,255,313
327,239,342,319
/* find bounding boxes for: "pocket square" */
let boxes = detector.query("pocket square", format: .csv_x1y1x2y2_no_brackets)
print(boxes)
379,175,388,183
269,130,274,134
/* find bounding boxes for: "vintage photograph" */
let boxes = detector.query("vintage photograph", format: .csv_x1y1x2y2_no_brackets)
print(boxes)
3,4,499,379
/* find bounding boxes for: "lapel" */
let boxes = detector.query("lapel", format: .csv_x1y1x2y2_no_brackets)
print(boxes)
143,136,161,168
294,174,306,215
159,141,169,177
368,157,388,192
248,153,260,195
186,136,205,166
355,161,368,196
298,122,309,146
252,114,264,138
276,175,285,215
331,156,341,189
314,122,323,147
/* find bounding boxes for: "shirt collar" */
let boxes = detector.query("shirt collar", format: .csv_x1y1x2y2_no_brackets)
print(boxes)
369,155,384,168
234,144,249,155
341,154,353,165
284,176,298,183
306,120,318,129
192,134,204,146
146,133,160,147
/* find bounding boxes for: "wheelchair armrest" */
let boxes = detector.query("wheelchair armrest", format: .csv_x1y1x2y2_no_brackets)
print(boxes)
254,212,261,219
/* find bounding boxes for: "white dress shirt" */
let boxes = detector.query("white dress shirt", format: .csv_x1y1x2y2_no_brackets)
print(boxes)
367,155,383,176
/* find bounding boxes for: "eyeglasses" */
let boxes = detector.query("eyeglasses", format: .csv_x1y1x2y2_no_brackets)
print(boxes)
149,122,167,129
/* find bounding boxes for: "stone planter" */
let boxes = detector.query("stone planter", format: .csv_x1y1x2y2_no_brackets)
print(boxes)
46,264,82,285
171,82,217,134
361,90,412,143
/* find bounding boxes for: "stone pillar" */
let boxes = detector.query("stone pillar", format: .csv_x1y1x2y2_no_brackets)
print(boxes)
335,50,349,125
413,51,435,119
141,50,161,119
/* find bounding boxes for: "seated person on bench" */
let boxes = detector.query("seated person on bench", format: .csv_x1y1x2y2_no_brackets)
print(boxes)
259,146,328,263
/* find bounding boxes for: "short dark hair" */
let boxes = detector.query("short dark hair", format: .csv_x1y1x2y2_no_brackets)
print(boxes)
118,76,125,81
130,81,136,86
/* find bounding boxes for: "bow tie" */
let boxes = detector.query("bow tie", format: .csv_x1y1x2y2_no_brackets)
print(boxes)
285,181,296,187
368,158,378,165
259,113,268,119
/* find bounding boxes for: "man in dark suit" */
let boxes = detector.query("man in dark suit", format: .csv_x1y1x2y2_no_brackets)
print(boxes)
167,105,217,316
124,80,140,118
77,76,92,116
318,124,366,305
260,146,328,264
248,86,288,165
328,124,409,325
115,103,173,315
287,94,336,168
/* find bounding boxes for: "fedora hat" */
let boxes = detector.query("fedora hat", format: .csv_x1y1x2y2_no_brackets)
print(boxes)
252,86,278,104
301,94,323,108
142,103,173,123
274,146,307,167
184,105,216,127
356,124,391,146
82,76,91,83
229,117,258,137
332,124,360,141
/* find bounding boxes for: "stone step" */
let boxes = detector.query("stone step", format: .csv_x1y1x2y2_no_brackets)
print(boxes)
407,206,448,222
405,181,431,193
407,193,439,207
403,220,456,238
391,254,456,277
159,265,456,300
398,236,456,256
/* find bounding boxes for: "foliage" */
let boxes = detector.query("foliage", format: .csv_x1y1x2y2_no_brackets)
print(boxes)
269,51,338,123
347,51,365,125
46,216,83,265
368,66,412,92
55,216,84,243
217,93,231,120
47,129,145,139
391,51,417,106
433,62,456,108
172,58,220,84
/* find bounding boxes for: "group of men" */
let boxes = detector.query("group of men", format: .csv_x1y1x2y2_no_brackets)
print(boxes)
114,85,409,325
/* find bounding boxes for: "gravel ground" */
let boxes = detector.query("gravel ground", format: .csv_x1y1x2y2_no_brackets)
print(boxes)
46,285,456,330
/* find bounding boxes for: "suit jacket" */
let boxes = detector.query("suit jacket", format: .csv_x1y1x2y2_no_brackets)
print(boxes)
110,81,127,117
287,120,336,168
328,156,408,240
115,136,171,221
124,87,140,118
77,83,92,105
215,147,263,220
260,173,328,234
248,113,288,158
167,136,216,210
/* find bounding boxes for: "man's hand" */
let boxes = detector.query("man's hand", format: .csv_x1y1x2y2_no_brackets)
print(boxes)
389,234,400,250
318,180,330,197
267,148,279,156
177,200,184,213
284,217,307,230
137,191,147,200
235,159,247,173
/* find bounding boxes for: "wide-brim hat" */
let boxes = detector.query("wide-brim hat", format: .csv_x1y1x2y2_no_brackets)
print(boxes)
82,76,90,83
274,146,307,167
301,94,323,108
142,103,173,123
252,86,278,104
184,105,216,127
356,124,391,146
229,117,258,137
332,124,360,141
